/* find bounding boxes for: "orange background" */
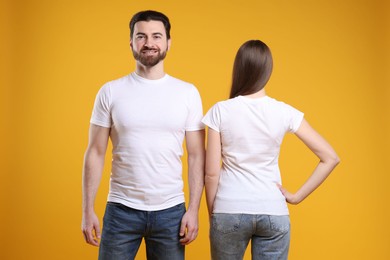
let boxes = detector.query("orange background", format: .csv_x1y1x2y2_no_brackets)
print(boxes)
1,0,389,259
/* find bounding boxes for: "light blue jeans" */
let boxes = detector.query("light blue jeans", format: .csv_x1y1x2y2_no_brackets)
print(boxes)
210,214,290,260
99,202,186,260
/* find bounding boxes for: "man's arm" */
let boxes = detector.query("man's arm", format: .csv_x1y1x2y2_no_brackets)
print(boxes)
81,124,110,246
179,129,205,245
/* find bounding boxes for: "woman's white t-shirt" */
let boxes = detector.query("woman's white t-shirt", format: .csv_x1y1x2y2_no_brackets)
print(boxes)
202,95,304,215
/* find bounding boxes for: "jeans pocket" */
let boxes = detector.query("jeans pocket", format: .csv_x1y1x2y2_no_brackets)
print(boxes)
159,203,186,220
212,213,243,234
268,215,290,233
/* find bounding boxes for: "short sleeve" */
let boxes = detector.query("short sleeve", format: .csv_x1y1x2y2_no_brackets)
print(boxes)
202,103,221,133
185,86,204,131
285,104,304,133
90,83,112,128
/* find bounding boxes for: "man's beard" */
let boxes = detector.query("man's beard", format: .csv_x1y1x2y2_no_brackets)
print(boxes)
132,46,168,67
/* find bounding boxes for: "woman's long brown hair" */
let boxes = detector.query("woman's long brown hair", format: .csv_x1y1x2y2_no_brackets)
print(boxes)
229,40,273,99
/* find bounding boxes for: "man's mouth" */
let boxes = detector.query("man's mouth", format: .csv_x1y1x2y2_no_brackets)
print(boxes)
141,49,159,55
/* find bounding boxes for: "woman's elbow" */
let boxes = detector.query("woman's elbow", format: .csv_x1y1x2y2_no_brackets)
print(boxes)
320,149,340,169
329,152,340,168
205,169,219,181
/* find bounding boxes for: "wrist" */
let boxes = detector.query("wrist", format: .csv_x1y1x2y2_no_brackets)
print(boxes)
186,205,200,215
82,205,95,214
291,193,304,205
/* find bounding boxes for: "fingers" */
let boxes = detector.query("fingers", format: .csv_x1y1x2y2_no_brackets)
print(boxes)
276,183,300,205
179,217,198,245
179,219,186,238
95,224,101,241
276,183,286,194
179,226,198,245
82,212,101,247
276,183,291,201
82,224,100,247
83,230,98,246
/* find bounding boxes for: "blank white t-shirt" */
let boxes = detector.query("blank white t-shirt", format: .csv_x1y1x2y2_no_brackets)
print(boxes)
202,95,303,215
91,72,204,211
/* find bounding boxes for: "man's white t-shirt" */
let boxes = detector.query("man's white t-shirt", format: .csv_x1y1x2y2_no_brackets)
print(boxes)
91,72,204,211
202,95,304,215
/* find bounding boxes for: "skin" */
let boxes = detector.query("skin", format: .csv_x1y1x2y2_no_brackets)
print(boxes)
205,88,340,216
82,125,109,246
81,20,205,247
130,20,171,79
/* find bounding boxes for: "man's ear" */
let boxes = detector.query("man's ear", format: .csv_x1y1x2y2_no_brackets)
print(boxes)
167,39,171,51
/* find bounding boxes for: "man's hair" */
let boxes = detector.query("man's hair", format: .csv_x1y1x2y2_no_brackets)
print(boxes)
129,10,171,39
229,40,273,99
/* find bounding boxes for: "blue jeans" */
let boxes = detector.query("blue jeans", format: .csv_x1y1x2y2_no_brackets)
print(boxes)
210,214,290,260
99,202,186,260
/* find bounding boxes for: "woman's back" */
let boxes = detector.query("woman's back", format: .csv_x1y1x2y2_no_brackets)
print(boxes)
203,95,303,214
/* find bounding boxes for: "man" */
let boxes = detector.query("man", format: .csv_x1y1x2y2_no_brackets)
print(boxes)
81,10,205,260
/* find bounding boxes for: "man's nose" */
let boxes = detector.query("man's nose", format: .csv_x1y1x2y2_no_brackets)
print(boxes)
144,37,154,47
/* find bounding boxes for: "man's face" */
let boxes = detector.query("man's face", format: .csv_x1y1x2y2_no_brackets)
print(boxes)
131,20,171,67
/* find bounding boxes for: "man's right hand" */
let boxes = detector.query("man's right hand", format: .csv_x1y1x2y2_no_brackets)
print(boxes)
82,211,101,246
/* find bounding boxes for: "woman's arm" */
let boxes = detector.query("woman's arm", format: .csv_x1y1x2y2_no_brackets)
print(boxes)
278,118,340,204
205,128,222,216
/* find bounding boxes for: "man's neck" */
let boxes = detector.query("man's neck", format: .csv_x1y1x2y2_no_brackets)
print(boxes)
135,61,165,80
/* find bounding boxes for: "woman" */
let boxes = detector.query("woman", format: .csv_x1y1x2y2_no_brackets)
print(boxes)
202,40,340,260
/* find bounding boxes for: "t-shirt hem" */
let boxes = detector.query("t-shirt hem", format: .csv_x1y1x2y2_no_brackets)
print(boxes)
292,113,305,133
90,119,111,128
201,119,220,133
185,126,205,131
213,198,289,215
107,196,185,211
212,210,289,216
